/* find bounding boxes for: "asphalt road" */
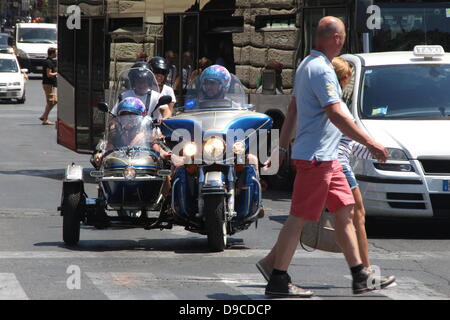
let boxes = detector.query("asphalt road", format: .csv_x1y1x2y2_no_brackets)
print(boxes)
0,77,449,303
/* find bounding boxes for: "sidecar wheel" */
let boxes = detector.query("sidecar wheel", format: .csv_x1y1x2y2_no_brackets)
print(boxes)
62,183,84,246
204,195,227,252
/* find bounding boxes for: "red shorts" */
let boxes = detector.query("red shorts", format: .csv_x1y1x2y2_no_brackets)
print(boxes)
290,159,355,222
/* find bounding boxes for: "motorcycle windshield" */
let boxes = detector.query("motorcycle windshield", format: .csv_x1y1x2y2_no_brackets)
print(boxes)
108,67,161,114
184,73,248,111
105,115,155,152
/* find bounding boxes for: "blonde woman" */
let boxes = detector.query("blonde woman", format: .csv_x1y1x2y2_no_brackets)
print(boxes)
332,57,395,285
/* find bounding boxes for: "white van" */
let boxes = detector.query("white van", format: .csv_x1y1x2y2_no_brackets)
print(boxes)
14,23,57,73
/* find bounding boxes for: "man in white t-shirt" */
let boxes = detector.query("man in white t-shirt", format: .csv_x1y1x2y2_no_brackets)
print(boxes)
149,56,176,117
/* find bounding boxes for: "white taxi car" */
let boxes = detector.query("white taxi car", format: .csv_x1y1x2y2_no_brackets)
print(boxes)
342,46,450,218
0,53,26,103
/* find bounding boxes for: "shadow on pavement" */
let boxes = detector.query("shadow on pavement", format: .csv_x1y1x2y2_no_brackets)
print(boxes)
0,168,97,183
33,236,248,254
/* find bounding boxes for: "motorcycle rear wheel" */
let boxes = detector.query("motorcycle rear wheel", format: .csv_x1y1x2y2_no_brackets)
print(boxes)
204,194,227,252
62,183,84,246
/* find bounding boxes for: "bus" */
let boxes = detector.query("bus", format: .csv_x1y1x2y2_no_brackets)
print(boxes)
56,0,450,171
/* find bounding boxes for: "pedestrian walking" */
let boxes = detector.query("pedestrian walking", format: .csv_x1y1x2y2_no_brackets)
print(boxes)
39,47,57,125
258,16,390,297
332,56,396,285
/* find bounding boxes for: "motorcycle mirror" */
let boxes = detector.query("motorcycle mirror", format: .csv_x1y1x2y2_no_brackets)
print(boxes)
156,95,172,108
151,95,172,119
97,102,109,113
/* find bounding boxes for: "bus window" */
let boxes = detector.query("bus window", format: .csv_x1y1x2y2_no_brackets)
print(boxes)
360,2,450,52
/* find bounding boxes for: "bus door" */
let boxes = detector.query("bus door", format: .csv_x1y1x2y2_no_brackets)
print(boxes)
57,15,107,153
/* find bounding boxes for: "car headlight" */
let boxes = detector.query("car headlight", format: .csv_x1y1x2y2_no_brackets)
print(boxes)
204,137,225,159
123,166,136,180
183,142,197,157
387,148,409,161
374,163,414,172
232,141,245,154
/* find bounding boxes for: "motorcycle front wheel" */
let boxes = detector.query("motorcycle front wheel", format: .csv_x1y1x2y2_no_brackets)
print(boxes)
204,194,227,252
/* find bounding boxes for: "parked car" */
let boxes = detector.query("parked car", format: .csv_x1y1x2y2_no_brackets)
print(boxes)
0,53,26,103
0,33,14,54
14,23,57,73
342,46,450,219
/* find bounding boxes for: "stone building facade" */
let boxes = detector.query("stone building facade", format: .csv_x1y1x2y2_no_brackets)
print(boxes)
233,0,299,93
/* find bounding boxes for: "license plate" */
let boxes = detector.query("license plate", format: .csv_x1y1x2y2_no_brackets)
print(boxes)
443,180,449,192
0,88,6,92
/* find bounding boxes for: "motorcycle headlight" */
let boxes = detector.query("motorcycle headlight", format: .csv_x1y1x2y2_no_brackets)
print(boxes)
387,148,409,161
204,137,225,159
232,141,245,155
123,166,136,180
183,142,197,157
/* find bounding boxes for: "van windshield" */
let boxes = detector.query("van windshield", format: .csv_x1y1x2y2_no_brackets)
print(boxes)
18,28,56,44
360,64,450,119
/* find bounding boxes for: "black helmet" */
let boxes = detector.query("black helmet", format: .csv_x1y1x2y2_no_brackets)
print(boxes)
149,56,169,75
128,67,153,87
132,61,149,69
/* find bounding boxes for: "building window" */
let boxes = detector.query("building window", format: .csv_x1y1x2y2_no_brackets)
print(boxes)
255,14,297,32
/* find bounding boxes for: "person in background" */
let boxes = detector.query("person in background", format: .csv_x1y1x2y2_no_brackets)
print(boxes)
256,60,284,94
165,50,177,88
175,51,193,94
39,47,57,125
135,51,148,62
332,57,396,285
189,57,212,86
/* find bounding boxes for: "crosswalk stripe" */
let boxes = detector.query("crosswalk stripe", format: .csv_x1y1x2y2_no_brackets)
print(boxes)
0,273,29,300
0,249,449,260
343,275,449,300
378,277,449,300
85,272,178,300
215,273,267,300
216,273,324,300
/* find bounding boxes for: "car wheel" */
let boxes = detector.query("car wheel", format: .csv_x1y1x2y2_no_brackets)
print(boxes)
62,182,85,246
16,91,25,104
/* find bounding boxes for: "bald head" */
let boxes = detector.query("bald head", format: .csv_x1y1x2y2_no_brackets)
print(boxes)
316,16,345,41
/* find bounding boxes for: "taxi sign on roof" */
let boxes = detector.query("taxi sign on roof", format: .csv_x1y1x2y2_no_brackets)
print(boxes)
413,45,445,58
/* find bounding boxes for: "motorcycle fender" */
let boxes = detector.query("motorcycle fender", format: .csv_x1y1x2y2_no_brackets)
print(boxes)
202,171,225,193
64,164,83,182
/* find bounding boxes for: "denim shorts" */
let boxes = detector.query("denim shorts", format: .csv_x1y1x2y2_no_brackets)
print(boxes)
341,164,358,189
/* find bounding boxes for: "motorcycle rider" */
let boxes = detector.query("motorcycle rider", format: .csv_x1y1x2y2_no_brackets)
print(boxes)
148,56,176,116
112,66,171,120
92,97,171,168
195,65,265,216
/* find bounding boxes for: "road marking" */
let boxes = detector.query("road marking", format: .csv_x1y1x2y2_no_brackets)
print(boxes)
85,272,178,300
0,273,29,300
344,275,449,300
379,277,449,300
216,273,267,300
0,250,448,260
